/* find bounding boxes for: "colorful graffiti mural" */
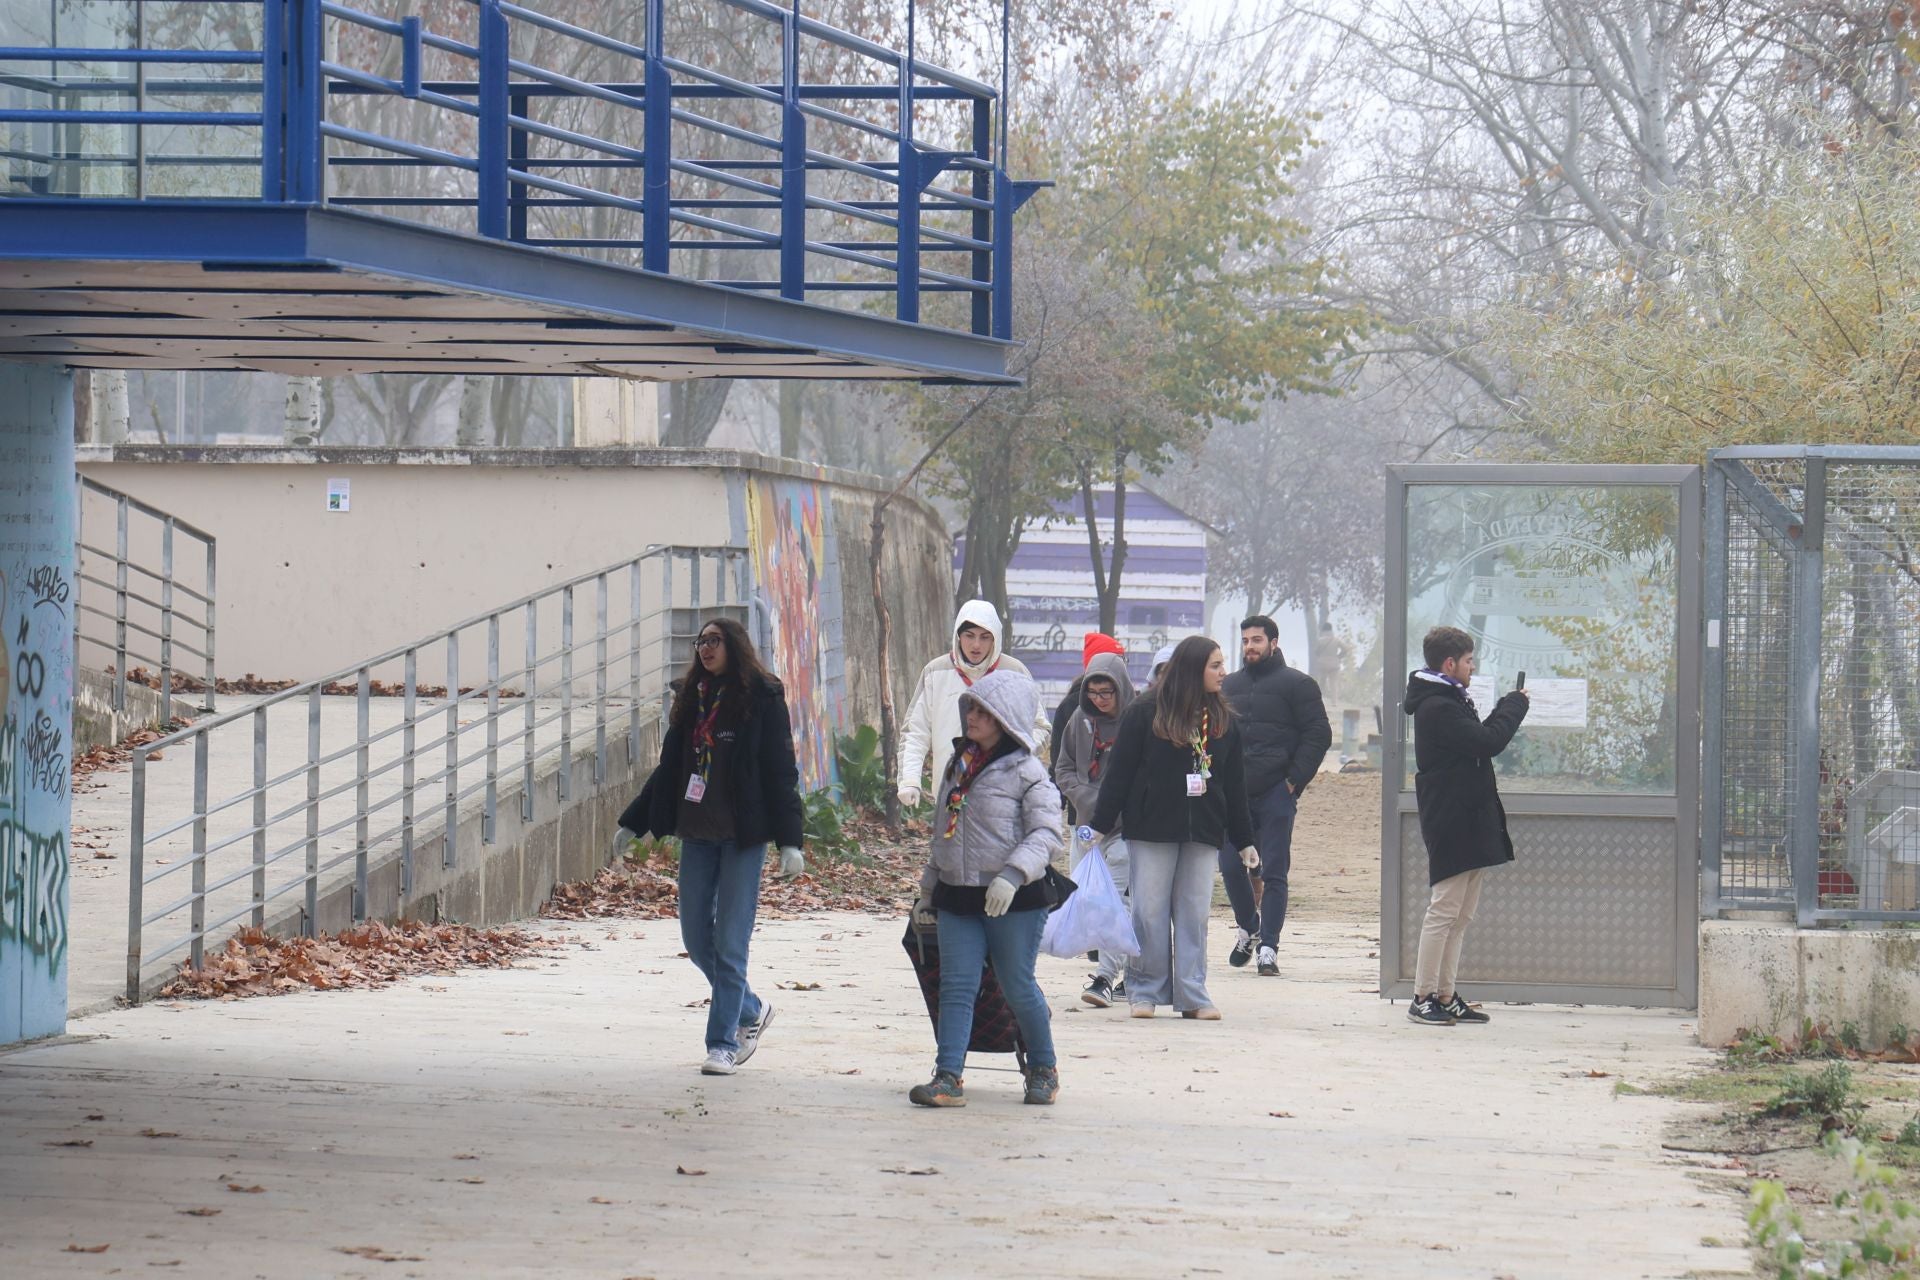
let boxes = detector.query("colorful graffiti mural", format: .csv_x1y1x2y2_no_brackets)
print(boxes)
1,362,75,1043
743,478,846,792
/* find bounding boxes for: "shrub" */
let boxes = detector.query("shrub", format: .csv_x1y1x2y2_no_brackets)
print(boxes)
1749,1134,1920,1278
834,725,887,813
1764,1063,1862,1127
802,788,866,863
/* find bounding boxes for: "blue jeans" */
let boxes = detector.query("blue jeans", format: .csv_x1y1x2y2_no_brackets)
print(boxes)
1219,784,1297,948
678,840,766,1053
934,906,1056,1077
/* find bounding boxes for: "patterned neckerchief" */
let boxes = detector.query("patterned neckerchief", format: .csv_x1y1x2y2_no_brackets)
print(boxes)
1190,706,1213,780
1089,719,1114,780
691,680,726,776
942,740,992,837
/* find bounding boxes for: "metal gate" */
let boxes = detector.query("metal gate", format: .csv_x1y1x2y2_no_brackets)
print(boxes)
1381,465,1701,1007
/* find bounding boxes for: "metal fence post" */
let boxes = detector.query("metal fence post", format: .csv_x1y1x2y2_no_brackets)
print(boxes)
251,705,268,927
476,0,509,239
1789,451,1828,926
354,667,371,917
114,494,129,711
484,613,500,842
779,4,806,300
203,537,217,711
523,605,538,821
304,685,322,933
126,751,147,1002
402,648,417,894
895,50,920,322
189,730,209,969
1701,458,1728,916
594,574,609,785
628,559,643,761
285,0,325,203
560,588,574,801
160,516,175,708
445,631,460,867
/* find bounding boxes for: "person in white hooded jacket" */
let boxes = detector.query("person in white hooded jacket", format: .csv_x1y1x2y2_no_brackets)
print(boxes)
897,600,1048,809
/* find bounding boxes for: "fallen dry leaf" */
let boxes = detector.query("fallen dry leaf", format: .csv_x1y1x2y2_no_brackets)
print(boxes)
589,1196,613,1205
452,1153,480,1161
336,1245,424,1263
675,1165,707,1177
1586,1070,1612,1079
85,1114,104,1122
160,919,552,1001
840,1068,862,1076
178,1208,221,1218
1268,1111,1295,1119
65,1244,110,1253
226,1184,265,1194
458,1177,485,1185
141,1128,181,1138
881,1166,940,1176
47,1139,93,1148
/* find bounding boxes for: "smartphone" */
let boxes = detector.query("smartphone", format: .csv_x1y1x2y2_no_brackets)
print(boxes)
1515,671,1527,690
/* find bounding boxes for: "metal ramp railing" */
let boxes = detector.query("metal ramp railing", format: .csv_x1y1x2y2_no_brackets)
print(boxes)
124,544,753,1001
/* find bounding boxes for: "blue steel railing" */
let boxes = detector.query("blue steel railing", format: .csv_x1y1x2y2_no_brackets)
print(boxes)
0,0,1039,338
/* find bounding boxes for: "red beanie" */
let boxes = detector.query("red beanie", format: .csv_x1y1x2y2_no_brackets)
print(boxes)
1082,631,1125,665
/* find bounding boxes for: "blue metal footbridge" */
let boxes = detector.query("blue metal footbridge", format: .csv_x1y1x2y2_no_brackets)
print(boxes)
1,0,1038,383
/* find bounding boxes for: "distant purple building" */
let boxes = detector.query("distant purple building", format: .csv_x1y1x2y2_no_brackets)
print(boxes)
957,486,1215,703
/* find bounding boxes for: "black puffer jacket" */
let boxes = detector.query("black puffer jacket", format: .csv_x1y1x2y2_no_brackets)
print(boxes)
1403,672,1528,884
1222,658,1332,799
621,675,804,850
1089,691,1255,851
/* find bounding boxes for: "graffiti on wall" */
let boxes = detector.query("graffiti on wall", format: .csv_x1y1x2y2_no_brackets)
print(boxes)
744,479,846,792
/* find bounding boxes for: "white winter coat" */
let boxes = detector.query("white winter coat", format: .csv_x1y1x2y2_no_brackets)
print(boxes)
899,599,1048,794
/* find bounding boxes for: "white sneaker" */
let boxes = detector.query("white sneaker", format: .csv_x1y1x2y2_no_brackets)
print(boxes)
734,1002,774,1066
701,1048,737,1076
1256,946,1279,976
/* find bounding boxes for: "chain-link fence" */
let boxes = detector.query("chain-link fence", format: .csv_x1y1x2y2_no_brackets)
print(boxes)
1705,447,1920,924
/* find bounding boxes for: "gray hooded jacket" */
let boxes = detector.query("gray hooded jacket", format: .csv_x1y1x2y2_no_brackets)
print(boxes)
1053,651,1138,820
920,668,1064,896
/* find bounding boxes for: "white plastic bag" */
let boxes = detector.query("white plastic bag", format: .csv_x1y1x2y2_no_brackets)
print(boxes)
1040,842,1139,960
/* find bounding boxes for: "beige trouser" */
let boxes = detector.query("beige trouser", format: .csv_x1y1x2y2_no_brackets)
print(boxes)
1413,868,1487,1000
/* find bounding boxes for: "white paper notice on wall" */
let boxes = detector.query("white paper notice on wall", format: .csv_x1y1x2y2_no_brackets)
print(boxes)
1524,678,1589,729
326,479,350,513
1707,619,1722,649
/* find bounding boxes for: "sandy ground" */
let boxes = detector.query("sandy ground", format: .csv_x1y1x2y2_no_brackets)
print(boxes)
1,768,1758,1279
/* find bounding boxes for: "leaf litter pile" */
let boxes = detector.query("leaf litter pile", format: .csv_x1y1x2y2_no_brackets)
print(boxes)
161,920,554,1000
545,814,924,923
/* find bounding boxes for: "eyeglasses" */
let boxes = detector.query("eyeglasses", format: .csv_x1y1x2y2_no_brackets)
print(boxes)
1086,685,1117,700
695,635,724,651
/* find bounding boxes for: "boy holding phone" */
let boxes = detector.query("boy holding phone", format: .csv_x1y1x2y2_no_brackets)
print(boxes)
1402,626,1529,1027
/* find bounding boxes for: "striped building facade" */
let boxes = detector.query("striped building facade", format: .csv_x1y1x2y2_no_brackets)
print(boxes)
958,487,1213,703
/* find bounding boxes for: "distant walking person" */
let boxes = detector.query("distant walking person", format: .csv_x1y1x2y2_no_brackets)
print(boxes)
1403,626,1528,1027
620,618,804,1075
1219,616,1331,977
1088,636,1255,1021
1051,630,1127,773
898,600,1046,811
1312,621,1353,709
1053,649,1137,1007
909,669,1064,1107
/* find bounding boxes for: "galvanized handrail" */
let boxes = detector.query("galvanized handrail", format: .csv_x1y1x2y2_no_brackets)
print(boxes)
125,544,753,1000
74,475,217,715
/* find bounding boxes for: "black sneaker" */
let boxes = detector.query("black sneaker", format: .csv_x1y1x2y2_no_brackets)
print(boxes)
1256,945,1279,977
1228,928,1255,968
1081,975,1115,1009
909,1070,966,1107
1023,1065,1060,1105
1406,994,1455,1027
1440,993,1490,1024
1112,978,1126,1001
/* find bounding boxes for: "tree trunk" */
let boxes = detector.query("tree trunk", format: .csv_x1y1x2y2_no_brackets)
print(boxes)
1095,445,1131,635
778,381,803,458
72,372,94,445
456,375,491,447
871,500,901,832
664,378,735,447
98,371,131,445
284,376,321,445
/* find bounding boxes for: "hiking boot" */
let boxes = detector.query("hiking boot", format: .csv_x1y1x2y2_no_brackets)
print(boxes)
1023,1065,1060,1106
701,1048,738,1075
733,1002,774,1065
1406,994,1455,1027
1082,975,1115,1009
1228,927,1255,968
1257,946,1279,977
1440,993,1490,1024
909,1071,966,1107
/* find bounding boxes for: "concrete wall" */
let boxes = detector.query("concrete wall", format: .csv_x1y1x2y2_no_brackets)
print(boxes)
75,446,954,789
1698,919,1920,1048
2,361,75,1044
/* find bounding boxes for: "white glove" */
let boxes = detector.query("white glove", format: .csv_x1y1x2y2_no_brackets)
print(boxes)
614,826,639,856
778,846,805,878
984,877,1016,917
913,896,937,929
899,786,922,809
1238,845,1261,872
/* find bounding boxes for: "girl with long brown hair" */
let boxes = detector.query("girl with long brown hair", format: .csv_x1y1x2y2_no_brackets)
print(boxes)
1087,635,1256,1020
621,617,804,1076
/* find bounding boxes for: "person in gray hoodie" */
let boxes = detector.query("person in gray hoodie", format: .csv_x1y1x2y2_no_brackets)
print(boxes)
1053,650,1137,1008
910,668,1065,1108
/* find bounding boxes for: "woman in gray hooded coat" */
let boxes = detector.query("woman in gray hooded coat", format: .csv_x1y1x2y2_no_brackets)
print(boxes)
909,668,1064,1108
1053,650,1136,1008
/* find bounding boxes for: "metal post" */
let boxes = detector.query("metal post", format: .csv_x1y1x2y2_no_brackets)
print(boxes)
285,0,325,203
484,613,500,842
779,4,806,300
261,0,287,198
594,574,608,785
523,604,537,821
1701,458,1729,915
114,495,128,711
642,0,670,273
159,517,175,709
189,731,209,969
402,647,417,894
251,705,268,927
476,0,509,239
354,667,371,917
203,536,217,712
508,87,529,242
134,0,147,199
304,686,321,934
559,587,574,801
628,559,643,760
895,46,920,321
445,631,460,867
126,751,147,1002
1789,452,1828,926
970,101,991,336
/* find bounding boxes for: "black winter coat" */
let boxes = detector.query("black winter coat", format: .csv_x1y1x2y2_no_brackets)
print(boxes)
1089,692,1255,851
620,675,805,851
1403,673,1529,884
1223,658,1332,799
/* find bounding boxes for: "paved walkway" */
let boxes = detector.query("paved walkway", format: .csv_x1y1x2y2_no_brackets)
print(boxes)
4,910,1751,1277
